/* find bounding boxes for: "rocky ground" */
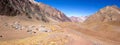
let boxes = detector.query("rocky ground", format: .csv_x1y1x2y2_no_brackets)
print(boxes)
0,16,94,45
0,0,120,45
0,23,93,45
0,16,120,45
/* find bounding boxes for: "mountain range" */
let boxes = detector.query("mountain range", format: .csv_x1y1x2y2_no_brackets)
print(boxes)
0,0,71,22
0,0,120,45
69,16,88,22
85,6,120,24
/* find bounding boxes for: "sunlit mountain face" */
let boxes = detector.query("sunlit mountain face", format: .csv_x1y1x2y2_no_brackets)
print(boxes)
35,0,120,17
0,0,120,45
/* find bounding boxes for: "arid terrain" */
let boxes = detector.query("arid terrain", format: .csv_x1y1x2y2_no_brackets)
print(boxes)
0,16,94,45
0,0,120,45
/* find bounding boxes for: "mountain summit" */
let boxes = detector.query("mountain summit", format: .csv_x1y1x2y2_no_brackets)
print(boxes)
85,6,120,24
0,0,71,22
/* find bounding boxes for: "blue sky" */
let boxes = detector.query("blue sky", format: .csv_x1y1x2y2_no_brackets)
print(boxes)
35,0,120,17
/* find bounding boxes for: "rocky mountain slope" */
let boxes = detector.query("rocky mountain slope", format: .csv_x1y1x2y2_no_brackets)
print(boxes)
0,0,71,22
0,0,94,45
83,6,120,45
0,0,120,45
85,6,120,25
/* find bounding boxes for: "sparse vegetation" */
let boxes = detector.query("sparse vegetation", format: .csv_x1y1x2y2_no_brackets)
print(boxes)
0,0,120,45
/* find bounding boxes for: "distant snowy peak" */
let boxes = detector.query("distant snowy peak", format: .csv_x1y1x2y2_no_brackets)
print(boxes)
70,16,88,23
79,16,88,21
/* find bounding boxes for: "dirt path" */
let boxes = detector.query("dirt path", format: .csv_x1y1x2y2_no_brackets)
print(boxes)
63,28,93,45
44,28,94,45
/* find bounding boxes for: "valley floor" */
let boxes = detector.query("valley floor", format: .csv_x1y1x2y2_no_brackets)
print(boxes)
0,23,93,45
0,16,120,45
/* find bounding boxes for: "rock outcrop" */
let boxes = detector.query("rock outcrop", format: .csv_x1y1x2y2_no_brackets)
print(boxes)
0,0,71,22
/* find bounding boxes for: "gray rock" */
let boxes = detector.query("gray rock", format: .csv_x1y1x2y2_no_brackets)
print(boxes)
39,27,51,32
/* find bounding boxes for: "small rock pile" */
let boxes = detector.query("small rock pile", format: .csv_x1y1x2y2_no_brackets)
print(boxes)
3,21,52,34
11,21,24,30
